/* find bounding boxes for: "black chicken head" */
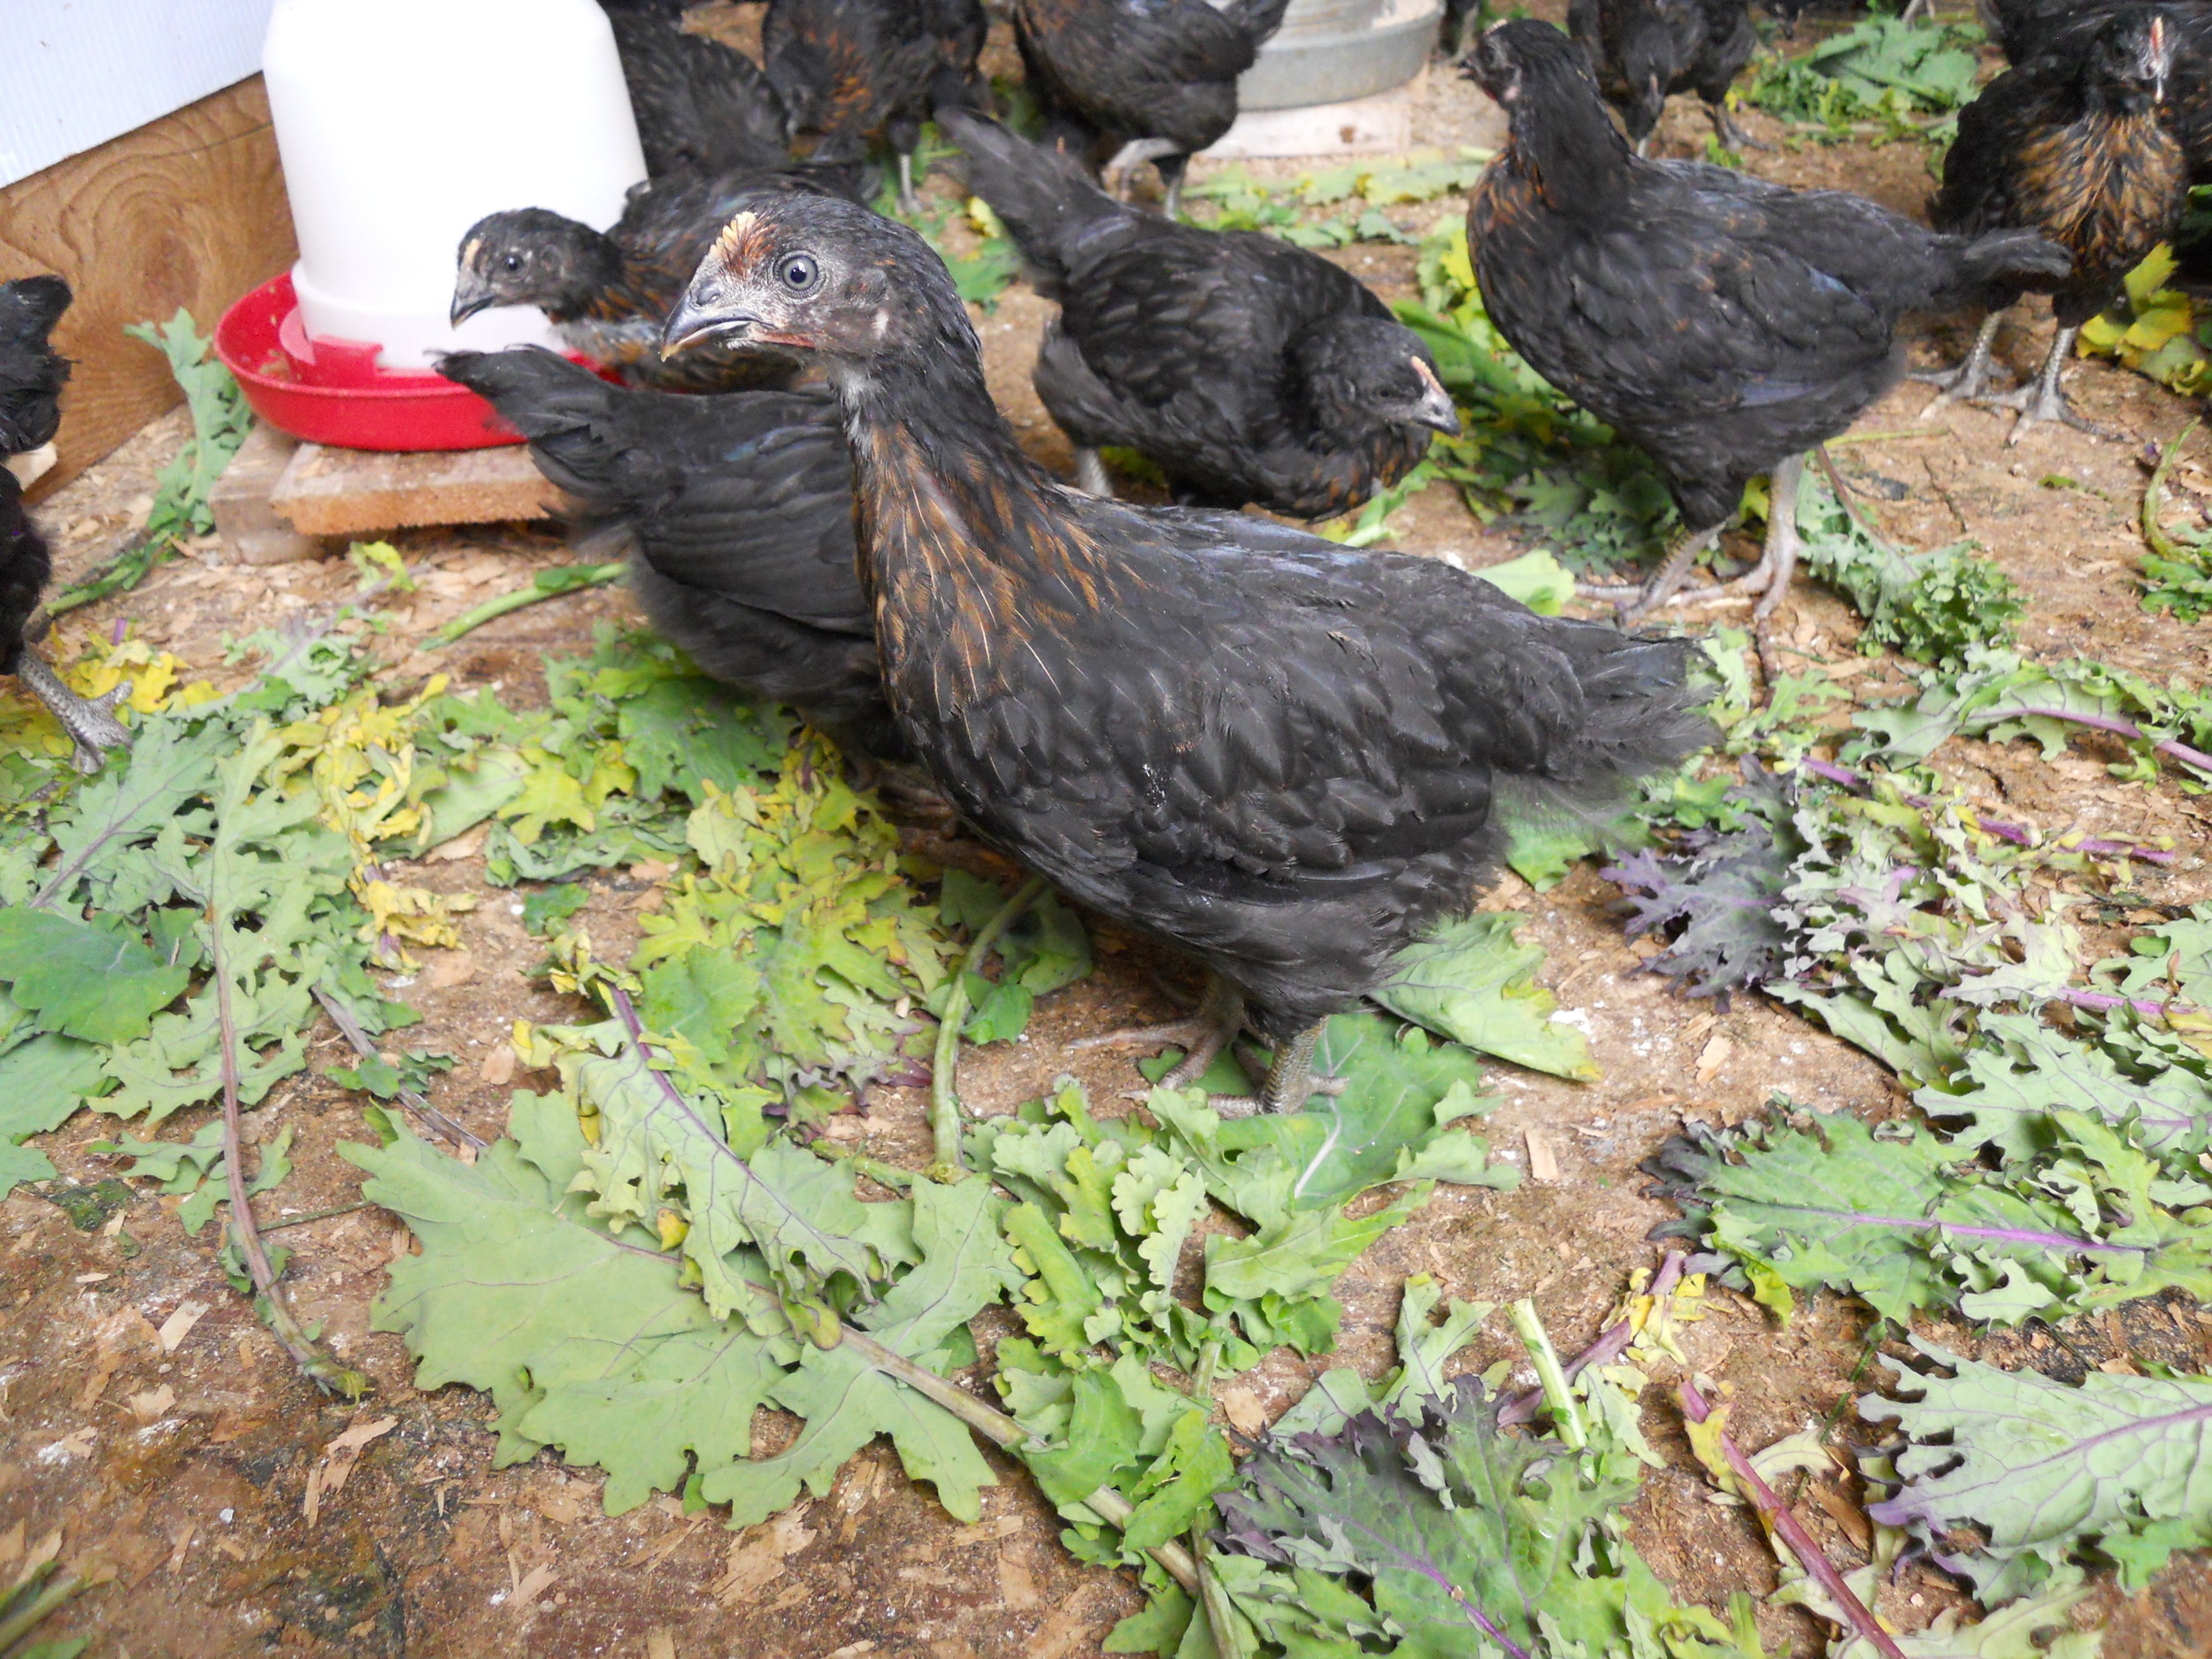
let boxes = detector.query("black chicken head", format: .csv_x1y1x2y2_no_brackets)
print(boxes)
1293,319,1461,443
1461,17,1596,108
662,195,972,371
2086,8,2177,112
450,210,622,326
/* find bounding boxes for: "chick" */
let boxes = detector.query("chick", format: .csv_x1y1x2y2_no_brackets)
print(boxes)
1011,0,1295,217
1463,21,2069,623
450,167,868,392
1925,6,2184,439
762,0,989,211
942,110,1458,518
1567,0,1761,155
436,347,895,757
661,194,1708,1113
1,279,127,773
604,6,795,178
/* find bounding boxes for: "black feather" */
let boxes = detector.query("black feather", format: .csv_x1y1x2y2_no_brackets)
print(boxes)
435,347,897,757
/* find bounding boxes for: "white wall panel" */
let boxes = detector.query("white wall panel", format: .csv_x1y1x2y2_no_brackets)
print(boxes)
1,0,277,188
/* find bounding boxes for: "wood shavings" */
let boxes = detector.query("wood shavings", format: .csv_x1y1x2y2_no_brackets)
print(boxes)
1525,1128,1560,1184
156,1300,209,1353
303,1412,398,1524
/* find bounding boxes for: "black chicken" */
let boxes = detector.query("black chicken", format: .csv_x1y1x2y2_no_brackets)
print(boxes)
1011,0,1295,218
661,196,1709,1113
941,111,1459,518
1463,21,2069,621
1925,7,2183,439
434,347,895,757
1981,0,2212,182
605,7,794,178
1566,0,1761,154
449,167,870,393
1,278,127,773
762,0,989,211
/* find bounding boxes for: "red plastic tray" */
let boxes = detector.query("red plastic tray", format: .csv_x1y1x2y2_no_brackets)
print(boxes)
215,272,526,451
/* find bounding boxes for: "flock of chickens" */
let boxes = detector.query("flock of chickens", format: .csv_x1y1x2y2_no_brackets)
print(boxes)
2,0,2206,1111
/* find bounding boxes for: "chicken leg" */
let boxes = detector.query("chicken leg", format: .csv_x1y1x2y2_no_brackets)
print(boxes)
1074,448,1113,497
1980,325,2125,443
13,645,128,772
1915,312,2007,415
896,151,920,216
1209,1022,1325,1118
1071,975,1243,1087
1606,524,1722,621
1707,101,1769,154
1729,450,1803,624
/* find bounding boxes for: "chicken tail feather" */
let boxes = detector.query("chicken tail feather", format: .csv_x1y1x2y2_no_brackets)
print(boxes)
937,110,1124,294
1225,0,1296,48
1499,630,1712,844
1940,226,2073,312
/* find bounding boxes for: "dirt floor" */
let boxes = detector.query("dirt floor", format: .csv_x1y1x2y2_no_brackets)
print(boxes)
5,6,2212,1657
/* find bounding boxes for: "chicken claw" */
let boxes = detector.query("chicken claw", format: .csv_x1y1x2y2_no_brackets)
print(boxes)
1206,1022,1324,1117
1615,525,1722,623
1977,326,2127,443
1914,313,2007,416
14,648,128,772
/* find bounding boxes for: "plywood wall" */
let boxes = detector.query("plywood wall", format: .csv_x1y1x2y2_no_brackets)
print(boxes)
0,77,296,498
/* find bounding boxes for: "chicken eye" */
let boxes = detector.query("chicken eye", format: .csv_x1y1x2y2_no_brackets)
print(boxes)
502,253,523,273
775,253,820,295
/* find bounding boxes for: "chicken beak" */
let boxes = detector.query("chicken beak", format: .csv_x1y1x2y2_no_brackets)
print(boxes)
449,275,497,327
1410,357,1461,435
660,291,757,360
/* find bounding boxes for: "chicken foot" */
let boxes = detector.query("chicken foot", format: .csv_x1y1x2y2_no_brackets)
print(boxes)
12,646,128,773
1707,101,1769,153
1208,1022,1325,1118
1601,524,1722,621
1978,326,2126,443
1914,313,2007,415
1079,976,1243,1086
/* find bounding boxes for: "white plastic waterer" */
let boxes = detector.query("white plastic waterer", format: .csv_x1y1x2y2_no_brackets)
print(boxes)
260,0,648,371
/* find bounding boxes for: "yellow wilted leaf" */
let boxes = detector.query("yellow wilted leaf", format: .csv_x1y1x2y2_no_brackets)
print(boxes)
2124,242,2177,312
1683,1399,1738,1495
2124,292,2193,354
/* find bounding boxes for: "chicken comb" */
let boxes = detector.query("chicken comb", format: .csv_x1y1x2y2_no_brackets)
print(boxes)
710,210,771,276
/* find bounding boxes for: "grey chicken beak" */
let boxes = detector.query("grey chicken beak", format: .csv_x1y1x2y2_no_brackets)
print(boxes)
661,292,757,360
449,273,497,327
1410,357,1461,435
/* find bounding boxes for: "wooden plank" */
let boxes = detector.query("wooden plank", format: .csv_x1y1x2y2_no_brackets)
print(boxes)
0,76,296,501
268,442,565,537
210,422,326,565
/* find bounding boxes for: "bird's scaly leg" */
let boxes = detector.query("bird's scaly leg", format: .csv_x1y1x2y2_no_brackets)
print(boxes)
13,646,128,773
1210,1022,1325,1118
896,151,919,215
1073,448,1113,497
1708,101,1769,152
1077,975,1245,1087
1978,326,2127,443
1156,154,1190,220
1915,312,2007,414
1601,524,1722,621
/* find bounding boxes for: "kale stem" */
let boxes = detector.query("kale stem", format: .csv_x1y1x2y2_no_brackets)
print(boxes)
930,876,1048,1173
1509,1297,1586,1449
